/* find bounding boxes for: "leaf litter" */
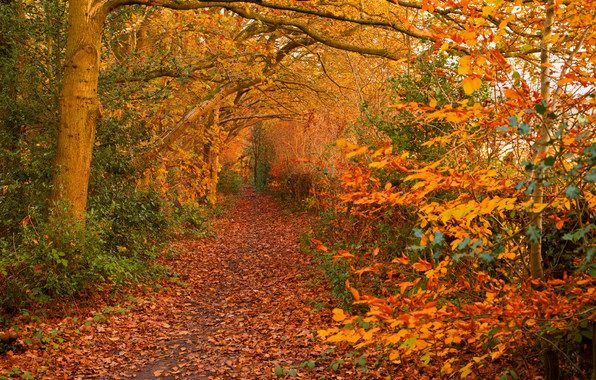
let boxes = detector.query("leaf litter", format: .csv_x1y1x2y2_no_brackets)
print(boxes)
0,189,369,379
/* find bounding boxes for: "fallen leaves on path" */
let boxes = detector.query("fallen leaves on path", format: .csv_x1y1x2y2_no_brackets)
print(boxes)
0,189,372,379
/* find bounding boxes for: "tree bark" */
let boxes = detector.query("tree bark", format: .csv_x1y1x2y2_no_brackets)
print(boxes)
530,0,559,378
51,0,106,219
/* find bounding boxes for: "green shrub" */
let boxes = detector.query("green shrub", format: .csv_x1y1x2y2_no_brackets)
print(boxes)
0,209,156,314
217,166,243,194
169,203,216,238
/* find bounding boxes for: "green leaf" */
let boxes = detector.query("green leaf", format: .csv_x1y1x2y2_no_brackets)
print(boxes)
330,360,343,371
508,116,518,127
274,366,284,377
301,360,316,369
471,239,484,249
543,156,556,167
565,185,580,199
457,237,471,250
524,181,536,196
518,123,530,135
354,356,366,367
400,337,417,348
563,224,594,242
535,100,547,115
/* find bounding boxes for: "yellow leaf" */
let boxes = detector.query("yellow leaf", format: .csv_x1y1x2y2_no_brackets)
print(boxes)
458,56,472,75
369,160,388,169
332,249,355,262
498,251,516,260
317,328,338,337
332,308,347,322
346,146,368,158
413,339,429,350
462,77,482,95
336,138,348,147
429,98,437,108
460,364,473,378
349,286,360,301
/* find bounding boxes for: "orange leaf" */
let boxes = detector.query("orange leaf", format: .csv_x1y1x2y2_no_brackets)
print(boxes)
392,255,410,265
332,249,354,261
412,260,432,272
346,280,360,301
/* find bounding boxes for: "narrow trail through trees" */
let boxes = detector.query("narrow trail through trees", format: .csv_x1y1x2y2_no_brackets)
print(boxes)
2,189,336,379
85,189,323,379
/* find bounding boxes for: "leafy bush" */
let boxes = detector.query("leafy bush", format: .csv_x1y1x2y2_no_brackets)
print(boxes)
168,204,217,238
217,165,243,194
0,209,156,314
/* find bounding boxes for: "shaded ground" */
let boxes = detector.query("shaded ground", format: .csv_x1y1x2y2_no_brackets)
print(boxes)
1,189,351,379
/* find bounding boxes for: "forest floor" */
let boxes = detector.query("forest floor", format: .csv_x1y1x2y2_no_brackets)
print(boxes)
0,188,365,379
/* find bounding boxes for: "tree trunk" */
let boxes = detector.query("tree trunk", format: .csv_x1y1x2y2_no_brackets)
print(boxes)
206,107,221,205
206,147,219,205
51,0,106,219
531,0,559,378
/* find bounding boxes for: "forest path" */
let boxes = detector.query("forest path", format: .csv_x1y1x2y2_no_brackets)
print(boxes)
82,188,325,379
2,188,336,379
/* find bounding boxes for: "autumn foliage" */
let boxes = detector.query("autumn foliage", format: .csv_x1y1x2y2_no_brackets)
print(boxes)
304,0,594,376
1,0,594,377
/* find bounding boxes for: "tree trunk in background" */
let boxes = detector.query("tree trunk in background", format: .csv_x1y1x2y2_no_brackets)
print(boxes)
530,0,559,378
206,147,219,205
206,107,221,205
51,0,105,219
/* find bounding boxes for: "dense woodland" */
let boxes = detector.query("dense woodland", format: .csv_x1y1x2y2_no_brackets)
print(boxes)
0,0,594,378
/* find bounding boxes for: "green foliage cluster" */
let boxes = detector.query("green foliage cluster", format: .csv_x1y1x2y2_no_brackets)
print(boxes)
250,124,275,191
0,111,173,313
217,164,243,194
0,210,159,313
353,56,487,162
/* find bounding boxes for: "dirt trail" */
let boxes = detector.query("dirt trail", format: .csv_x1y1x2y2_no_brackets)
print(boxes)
2,189,335,379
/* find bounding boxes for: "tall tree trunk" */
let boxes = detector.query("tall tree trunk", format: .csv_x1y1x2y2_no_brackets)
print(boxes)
206,147,219,205
51,0,106,219
530,0,559,378
206,106,221,205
